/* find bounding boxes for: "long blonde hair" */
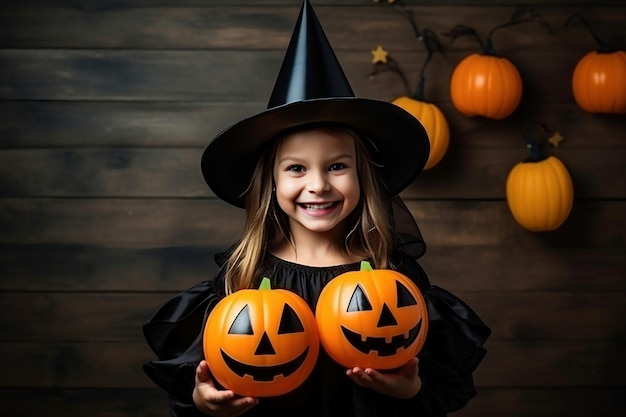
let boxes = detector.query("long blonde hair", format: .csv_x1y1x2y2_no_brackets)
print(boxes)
223,124,395,293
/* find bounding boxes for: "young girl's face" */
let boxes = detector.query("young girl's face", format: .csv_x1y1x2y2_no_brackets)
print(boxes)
273,127,360,238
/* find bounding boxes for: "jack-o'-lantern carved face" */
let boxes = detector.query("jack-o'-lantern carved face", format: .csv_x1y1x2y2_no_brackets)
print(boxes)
204,278,319,397
315,262,428,370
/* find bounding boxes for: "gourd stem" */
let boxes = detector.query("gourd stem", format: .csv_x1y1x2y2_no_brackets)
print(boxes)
360,261,373,271
389,0,423,41
369,56,412,97
486,18,535,55
523,124,548,163
565,13,610,53
259,277,272,290
412,29,442,101
413,51,431,101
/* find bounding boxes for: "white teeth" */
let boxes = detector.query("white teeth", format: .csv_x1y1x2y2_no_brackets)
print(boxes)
302,202,334,210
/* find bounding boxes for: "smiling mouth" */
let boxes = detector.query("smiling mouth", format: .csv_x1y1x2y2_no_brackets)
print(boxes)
220,347,310,381
299,202,338,211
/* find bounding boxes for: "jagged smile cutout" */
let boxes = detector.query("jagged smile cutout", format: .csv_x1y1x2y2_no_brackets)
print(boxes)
340,320,422,356
220,347,310,381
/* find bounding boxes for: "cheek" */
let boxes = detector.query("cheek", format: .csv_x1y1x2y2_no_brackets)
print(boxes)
274,178,301,206
337,174,360,204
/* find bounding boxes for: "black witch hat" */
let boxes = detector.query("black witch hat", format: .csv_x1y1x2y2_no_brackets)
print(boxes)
201,0,430,208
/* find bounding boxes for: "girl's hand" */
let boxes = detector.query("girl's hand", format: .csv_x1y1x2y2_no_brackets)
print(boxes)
193,360,258,416
346,357,422,399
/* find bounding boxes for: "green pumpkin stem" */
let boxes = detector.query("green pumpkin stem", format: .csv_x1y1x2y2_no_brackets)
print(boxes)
565,13,611,53
259,277,272,290
522,123,549,163
360,261,374,271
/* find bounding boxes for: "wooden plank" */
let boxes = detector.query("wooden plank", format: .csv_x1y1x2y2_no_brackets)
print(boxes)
456,387,626,417
0,339,624,387
0,148,623,199
0,101,265,148
2,101,624,149
1,6,624,51
0,386,623,417
3,0,626,8
0,199,624,248
2,244,624,292
0,49,601,102
0,244,219,292
0,291,624,341
0,388,169,417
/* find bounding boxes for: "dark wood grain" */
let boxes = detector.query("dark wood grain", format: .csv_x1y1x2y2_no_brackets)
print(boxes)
0,147,623,199
2,101,624,148
0,1,624,416
1,244,624,292
0,291,624,342
0,386,624,417
1,6,623,51
0,199,624,248
0,49,607,102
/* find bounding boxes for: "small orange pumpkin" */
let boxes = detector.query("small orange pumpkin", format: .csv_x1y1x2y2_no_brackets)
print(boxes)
506,128,574,232
450,53,522,119
444,19,544,120
572,50,626,113
204,277,319,397
392,96,450,170
567,14,626,114
315,261,428,370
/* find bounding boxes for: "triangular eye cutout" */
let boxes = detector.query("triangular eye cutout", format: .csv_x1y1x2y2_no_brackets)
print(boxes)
228,304,254,334
278,303,305,334
347,284,372,312
396,280,418,307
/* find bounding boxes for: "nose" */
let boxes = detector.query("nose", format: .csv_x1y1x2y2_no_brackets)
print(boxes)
307,169,330,193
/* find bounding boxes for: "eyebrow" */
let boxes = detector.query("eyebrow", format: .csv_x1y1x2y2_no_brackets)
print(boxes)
277,153,355,164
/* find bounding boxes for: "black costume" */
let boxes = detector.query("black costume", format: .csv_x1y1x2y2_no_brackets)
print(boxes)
143,250,490,417
143,2,490,415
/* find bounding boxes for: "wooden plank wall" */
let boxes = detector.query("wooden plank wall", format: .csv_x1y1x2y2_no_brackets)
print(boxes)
1,1,625,416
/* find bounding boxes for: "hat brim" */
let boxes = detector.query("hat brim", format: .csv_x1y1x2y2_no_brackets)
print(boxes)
201,97,430,208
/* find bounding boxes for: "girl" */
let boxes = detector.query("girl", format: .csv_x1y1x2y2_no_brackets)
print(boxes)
143,2,490,416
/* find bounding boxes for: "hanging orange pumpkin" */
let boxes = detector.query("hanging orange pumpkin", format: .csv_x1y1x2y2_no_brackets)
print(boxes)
567,14,626,114
315,261,428,370
393,90,450,170
445,21,529,120
450,53,522,119
203,277,319,397
506,126,574,232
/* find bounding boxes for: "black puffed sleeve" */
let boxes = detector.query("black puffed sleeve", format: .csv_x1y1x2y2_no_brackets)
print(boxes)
143,270,226,416
394,253,491,415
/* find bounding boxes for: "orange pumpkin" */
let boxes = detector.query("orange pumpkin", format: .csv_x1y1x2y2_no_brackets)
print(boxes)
392,96,450,170
450,53,522,119
506,137,574,232
567,13,626,114
315,261,428,370
203,277,319,397
572,50,626,114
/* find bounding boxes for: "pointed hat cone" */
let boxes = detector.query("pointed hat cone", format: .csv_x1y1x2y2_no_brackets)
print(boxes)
202,0,429,208
268,0,354,107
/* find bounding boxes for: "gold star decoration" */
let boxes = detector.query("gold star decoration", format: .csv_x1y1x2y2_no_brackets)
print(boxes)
548,131,565,147
371,45,389,64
